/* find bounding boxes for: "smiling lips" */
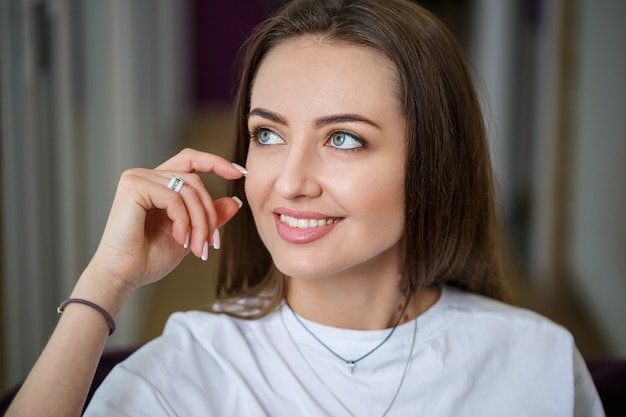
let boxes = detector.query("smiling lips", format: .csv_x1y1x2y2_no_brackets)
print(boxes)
279,214,338,228
275,213,341,243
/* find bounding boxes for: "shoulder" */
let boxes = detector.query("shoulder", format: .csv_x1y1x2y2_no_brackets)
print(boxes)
112,311,257,376
86,312,253,416
108,309,281,381
89,309,282,414
434,285,575,357
157,308,281,355
415,287,603,416
443,285,571,337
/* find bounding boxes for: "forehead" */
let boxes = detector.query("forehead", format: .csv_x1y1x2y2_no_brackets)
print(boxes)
250,37,402,117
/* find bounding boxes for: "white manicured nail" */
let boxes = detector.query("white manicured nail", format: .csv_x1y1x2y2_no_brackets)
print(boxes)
232,163,248,176
212,229,221,250
201,241,209,261
183,232,190,249
232,196,243,209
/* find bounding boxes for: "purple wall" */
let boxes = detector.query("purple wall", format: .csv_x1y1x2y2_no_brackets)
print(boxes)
190,0,279,105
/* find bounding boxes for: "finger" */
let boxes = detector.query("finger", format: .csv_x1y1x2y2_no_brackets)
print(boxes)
214,196,244,229
152,173,218,258
118,172,191,246
156,148,247,180
211,196,245,250
123,169,215,257
179,193,243,252
158,166,243,254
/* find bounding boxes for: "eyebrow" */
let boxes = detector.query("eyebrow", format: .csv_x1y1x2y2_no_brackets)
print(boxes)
248,107,381,130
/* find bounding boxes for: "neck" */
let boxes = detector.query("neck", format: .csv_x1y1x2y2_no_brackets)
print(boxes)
286,272,440,330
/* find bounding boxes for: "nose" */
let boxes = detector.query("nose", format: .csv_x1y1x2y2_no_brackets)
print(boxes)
274,144,322,200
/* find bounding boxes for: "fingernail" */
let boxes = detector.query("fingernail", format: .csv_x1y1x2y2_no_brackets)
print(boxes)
183,232,190,249
201,241,209,261
232,163,248,176
212,229,221,250
232,196,243,209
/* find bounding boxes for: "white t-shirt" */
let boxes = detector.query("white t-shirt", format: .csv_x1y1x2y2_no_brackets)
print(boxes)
85,285,605,416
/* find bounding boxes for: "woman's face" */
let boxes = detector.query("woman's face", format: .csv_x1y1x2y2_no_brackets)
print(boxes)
245,37,407,281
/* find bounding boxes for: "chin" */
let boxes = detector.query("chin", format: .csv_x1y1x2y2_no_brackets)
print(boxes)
271,256,342,280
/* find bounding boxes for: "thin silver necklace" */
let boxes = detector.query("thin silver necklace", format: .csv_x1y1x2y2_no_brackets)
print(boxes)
285,298,410,373
280,303,418,417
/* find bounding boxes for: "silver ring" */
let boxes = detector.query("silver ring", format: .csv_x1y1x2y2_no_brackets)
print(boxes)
167,175,184,193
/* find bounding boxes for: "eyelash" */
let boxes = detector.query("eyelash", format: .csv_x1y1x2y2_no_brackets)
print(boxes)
249,126,367,151
328,131,367,151
249,126,274,144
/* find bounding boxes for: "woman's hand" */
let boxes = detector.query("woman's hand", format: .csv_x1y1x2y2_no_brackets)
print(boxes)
4,149,247,417
86,148,246,294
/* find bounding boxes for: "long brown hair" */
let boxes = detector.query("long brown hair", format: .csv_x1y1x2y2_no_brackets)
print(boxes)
217,0,505,317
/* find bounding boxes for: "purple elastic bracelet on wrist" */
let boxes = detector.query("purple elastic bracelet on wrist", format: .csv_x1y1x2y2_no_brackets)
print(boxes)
57,298,116,335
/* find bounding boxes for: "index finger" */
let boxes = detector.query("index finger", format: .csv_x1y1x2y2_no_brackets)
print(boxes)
156,148,247,179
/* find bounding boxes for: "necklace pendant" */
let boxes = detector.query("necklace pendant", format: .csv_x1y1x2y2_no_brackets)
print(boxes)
346,361,356,373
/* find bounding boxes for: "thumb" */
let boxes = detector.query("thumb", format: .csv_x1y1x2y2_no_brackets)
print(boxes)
213,196,244,229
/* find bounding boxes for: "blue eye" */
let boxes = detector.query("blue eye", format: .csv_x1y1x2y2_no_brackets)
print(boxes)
328,132,363,150
253,128,284,145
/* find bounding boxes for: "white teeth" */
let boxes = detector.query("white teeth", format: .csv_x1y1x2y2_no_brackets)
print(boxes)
280,214,336,229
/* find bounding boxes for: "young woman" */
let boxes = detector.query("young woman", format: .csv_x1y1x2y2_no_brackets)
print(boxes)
6,0,604,416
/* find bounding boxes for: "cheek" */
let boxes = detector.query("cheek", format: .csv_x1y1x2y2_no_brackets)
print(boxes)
348,166,406,234
364,179,405,220
334,163,405,209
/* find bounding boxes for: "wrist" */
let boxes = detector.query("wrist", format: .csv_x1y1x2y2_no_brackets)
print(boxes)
57,298,116,335
70,262,136,319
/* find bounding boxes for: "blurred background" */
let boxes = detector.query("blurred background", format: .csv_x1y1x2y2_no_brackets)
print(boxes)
1,0,624,394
